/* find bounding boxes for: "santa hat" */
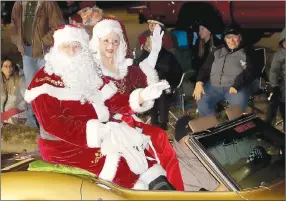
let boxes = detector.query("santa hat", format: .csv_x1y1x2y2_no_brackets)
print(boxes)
69,13,82,24
147,15,164,27
91,17,132,58
53,24,90,49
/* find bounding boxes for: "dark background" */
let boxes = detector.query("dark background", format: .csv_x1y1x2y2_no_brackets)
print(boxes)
1,1,136,24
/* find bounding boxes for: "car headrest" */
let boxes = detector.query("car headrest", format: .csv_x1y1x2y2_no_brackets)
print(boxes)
188,115,219,133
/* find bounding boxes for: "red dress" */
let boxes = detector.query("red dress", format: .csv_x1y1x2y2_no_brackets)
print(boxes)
98,58,184,191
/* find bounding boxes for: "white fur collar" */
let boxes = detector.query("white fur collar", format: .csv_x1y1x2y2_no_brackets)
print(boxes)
100,58,133,80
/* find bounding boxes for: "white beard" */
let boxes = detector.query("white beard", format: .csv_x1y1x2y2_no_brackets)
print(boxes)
44,47,103,103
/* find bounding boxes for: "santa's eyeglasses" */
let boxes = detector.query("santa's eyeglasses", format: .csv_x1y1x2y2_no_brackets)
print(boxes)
102,39,120,47
61,44,81,49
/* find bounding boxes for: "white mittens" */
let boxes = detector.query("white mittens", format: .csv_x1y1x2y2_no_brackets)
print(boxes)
147,24,164,68
101,122,150,175
140,80,170,102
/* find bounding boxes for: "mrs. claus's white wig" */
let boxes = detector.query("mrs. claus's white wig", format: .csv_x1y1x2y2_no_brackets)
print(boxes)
89,19,127,65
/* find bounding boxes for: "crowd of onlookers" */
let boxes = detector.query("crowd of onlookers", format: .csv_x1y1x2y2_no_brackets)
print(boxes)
1,1,285,132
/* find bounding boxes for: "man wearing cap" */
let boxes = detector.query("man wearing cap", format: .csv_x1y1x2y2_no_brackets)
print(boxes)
134,16,178,60
193,23,257,116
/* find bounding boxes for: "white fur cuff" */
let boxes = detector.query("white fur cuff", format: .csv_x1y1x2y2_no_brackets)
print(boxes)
99,154,121,182
86,119,109,148
132,164,167,190
24,84,82,103
129,88,154,113
100,81,118,102
139,59,159,85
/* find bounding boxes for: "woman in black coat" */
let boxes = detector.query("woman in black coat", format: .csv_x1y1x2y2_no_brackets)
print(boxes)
192,21,223,77
136,36,183,130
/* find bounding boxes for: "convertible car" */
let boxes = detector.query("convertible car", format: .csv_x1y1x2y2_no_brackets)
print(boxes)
1,113,285,200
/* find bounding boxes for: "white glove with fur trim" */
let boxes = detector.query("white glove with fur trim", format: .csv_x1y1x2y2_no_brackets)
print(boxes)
147,24,164,68
140,80,170,102
101,122,150,174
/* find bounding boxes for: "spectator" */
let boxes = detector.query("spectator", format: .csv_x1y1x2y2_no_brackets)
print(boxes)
193,24,256,117
58,1,80,23
192,20,223,74
135,36,183,130
134,16,178,60
69,13,83,27
266,28,285,130
58,1,96,23
1,1,15,25
77,6,104,38
10,1,64,127
1,58,27,124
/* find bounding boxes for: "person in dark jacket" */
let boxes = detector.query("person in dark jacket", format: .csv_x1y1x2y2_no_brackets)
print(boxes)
193,24,256,117
134,16,178,61
136,36,183,130
192,21,223,73
57,1,96,23
265,27,285,130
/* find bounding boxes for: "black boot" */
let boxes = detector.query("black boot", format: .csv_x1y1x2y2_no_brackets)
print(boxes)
149,176,176,190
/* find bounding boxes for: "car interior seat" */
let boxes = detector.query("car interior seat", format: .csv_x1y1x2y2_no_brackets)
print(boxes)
231,146,271,183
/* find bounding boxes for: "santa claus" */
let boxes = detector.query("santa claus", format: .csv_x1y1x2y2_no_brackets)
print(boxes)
24,24,181,191
89,18,185,190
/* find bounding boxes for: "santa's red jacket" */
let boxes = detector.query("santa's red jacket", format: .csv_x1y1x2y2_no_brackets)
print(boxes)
25,66,184,190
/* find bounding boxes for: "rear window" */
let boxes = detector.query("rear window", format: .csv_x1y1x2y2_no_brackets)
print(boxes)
196,115,285,190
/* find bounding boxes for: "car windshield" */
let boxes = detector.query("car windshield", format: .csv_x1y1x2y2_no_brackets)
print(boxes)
194,115,285,190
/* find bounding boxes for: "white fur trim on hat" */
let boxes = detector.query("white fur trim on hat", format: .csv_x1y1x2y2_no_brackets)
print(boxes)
92,19,123,39
147,20,164,27
53,25,90,49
